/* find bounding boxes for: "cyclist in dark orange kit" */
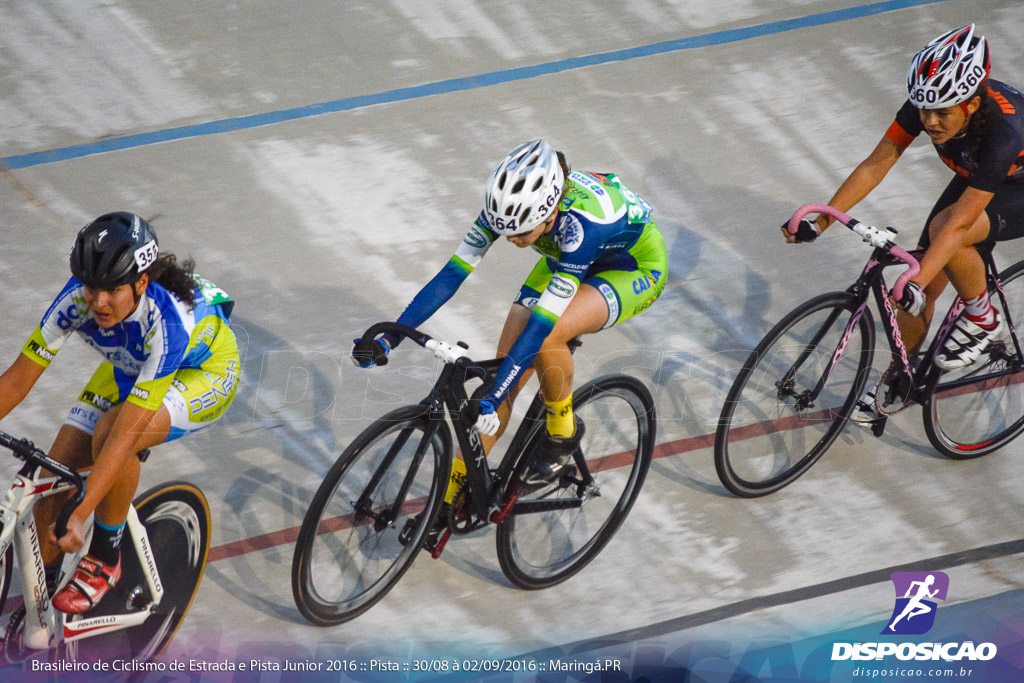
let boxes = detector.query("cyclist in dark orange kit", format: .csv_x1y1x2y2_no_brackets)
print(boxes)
783,24,1024,422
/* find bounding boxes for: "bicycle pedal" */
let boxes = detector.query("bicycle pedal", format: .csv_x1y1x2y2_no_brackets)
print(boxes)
397,518,417,547
126,585,150,611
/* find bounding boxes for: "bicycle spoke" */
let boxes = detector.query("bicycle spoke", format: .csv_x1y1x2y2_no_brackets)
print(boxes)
292,406,448,625
496,375,654,589
715,292,874,497
924,261,1024,459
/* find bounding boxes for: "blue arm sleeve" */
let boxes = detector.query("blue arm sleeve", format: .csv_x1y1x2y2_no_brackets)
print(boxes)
385,256,473,347
486,305,559,405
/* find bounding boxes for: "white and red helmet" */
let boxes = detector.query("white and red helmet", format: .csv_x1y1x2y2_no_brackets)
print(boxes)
907,24,990,109
483,140,564,236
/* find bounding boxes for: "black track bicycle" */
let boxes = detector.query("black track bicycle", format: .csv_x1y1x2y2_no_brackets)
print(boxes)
715,204,1024,497
292,322,655,625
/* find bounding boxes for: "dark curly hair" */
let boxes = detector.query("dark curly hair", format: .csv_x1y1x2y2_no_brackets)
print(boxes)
146,253,197,309
962,84,999,160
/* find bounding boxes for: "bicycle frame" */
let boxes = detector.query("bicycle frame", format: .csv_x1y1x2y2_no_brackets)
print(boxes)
0,438,165,651
786,204,1024,417
355,323,592,551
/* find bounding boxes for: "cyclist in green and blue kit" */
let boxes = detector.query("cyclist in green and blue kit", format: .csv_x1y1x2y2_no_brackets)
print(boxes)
353,139,666,487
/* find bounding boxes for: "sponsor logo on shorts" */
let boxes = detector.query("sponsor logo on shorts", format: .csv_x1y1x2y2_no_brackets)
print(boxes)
130,386,150,401
518,296,539,310
171,379,188,393
598,283,619,327
188,359,238,417
547,275,577,299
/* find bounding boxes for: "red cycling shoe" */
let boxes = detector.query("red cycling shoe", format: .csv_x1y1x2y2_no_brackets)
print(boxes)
52,555,121,614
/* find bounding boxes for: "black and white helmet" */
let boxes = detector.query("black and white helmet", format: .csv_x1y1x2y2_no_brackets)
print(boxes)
69,212,159,288
907,24,990,109
483,140,564,236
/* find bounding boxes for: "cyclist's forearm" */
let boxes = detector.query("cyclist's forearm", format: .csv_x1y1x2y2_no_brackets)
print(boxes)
390,257,471,345
74,404,151,520
0,354,45,422
821,137,901,229
915,224,973,288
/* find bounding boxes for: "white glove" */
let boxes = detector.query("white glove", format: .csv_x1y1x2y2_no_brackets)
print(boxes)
474,399,500,437
893,281,926,317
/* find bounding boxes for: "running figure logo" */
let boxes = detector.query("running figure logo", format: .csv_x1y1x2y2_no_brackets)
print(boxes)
882,571,949,635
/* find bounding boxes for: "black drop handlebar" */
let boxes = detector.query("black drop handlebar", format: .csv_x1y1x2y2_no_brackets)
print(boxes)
361,322,492,383
0,430,85,539
361,322,432,349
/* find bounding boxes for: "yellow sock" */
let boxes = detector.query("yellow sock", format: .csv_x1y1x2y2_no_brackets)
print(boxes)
545,394,575,438
444,458,467,504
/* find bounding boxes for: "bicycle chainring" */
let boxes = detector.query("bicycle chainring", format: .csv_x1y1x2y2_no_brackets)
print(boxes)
448,479,485,535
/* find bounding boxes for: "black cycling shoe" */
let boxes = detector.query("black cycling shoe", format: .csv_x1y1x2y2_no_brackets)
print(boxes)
521,417,586,488
398,503,450,550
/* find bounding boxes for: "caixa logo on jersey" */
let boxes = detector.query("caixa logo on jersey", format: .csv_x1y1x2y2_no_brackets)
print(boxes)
832,571,997,662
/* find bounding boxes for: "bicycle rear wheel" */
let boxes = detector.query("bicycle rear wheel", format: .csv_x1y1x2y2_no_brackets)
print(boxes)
495,374,654,589
58,482,211,663
292,405,451,625
715,292,874,497
924,260,1024,459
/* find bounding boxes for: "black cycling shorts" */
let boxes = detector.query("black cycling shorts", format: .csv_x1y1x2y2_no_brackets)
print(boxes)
918,175,1024,254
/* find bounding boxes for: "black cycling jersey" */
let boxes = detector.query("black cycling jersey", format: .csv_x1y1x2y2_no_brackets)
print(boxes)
887,79,1024,193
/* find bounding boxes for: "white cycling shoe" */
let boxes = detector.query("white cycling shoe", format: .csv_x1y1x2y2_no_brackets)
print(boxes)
850,381,882,425
935,311,1004,371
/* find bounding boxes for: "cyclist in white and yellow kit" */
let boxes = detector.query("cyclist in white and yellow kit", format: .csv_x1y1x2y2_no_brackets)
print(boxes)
0,213,238,614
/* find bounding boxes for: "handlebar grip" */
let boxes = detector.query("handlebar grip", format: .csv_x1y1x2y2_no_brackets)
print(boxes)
788,204,856,234
889,245,922,302
0,431,87,540
361,322,432,348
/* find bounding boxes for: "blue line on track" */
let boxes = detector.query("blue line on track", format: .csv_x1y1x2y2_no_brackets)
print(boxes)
2,0,951,170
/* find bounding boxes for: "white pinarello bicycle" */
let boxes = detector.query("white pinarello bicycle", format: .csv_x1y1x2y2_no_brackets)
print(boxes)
0,429,210,667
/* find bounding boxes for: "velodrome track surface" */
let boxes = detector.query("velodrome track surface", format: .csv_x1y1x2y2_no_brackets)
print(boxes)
1,1,1023,681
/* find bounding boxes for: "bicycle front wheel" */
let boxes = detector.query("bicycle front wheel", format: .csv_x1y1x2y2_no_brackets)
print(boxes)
715,291,874,497
496,374,655,589
292,405,451,625
58,482,211,663
924,260,1024,459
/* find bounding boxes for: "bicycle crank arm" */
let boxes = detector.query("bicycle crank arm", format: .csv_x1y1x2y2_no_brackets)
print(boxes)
511,499,584,515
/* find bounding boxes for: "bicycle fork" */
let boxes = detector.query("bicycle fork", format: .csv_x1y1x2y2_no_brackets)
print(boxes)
777,298,869,412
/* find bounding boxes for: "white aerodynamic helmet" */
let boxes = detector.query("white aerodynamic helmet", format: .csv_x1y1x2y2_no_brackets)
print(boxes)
483,139,565,236
907,24,990,109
